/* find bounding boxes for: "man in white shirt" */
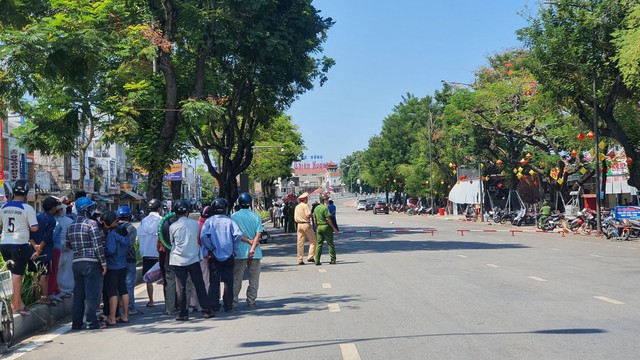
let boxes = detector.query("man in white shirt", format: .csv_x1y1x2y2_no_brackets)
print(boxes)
169,200,211,321
0,179,38,315
137,199,162,307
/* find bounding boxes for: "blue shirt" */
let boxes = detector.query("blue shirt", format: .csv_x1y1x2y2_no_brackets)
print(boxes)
53,214,73,250
33,211,57,262
105,226,131,270
200,215,242,261
230,209,263,260
328,204,337,217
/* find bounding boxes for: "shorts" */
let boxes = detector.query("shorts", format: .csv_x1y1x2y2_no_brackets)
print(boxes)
142,257,158,275
1,244,33,276
105,268,128,298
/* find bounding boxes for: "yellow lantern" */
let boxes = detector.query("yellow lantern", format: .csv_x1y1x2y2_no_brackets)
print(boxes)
513,168,518,174
516,173,523,179
529,169,535,176
580,167,587,174
598,141,607,150
557,178,564,185
518,167,524,173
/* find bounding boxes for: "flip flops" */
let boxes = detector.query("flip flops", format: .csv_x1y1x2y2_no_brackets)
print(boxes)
146,301,155,307
116,317,129,323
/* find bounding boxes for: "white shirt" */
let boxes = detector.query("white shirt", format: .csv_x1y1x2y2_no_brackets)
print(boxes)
0,200,38,245
169,216,202,266
137,212,161,258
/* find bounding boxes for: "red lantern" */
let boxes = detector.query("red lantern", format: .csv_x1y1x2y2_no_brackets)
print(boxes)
451,163,457,169
496,159,503,167
525,153,532,159
608,151,615,159
577,133,585,141
570,149,577,157
505,62,513,68
586,131,595,140
447,184,451,189
520,158,527,166
534,181,539,186
497,183,503,189
627,157,633,165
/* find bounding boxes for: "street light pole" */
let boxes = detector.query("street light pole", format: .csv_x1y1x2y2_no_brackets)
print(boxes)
428,111,434,215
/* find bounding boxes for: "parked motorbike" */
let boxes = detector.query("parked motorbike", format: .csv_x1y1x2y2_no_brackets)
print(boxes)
618,219,640,240
538,212,564,231
512,208,538,226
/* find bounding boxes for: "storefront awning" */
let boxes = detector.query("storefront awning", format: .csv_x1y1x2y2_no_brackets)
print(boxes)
121,190,144,201
448,180,482,204
93,194,114,203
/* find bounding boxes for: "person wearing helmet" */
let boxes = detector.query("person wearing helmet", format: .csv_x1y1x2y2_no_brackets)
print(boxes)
101,211,131,325
294,192,316,265
0,179,39,315
230,193,263,308
312,194,339,265
137,199,162,307
117,206,142,316
169,200,212,320
200,197,243,313
66,196,107,330
32,196,63,305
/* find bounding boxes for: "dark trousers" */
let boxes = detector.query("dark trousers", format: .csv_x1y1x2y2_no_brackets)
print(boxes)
208,256,234,311
174,262,211,317
72,261,103,329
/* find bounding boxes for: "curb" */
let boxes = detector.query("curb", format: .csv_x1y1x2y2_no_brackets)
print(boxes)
12,266,144,344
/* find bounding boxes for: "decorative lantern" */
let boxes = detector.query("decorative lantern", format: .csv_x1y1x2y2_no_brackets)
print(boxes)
598,153,606,162
516,173,523,179
518,167,524,173
627,157,633,165
580,167,587,174
447,184,451,189
497,183,503,188
452,170,457,175
557,178,564,185
525,153,532,159
440,179,445,185
513,168,518,174
451,163,457,169
586,131,595,140
496,159,503,167
505,62,513,68
599,140,607,150
529,169,535,176
571,149,577,157
578,133,585,141
520,158,527,166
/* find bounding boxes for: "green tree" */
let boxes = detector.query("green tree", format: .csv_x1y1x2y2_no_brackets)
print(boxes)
613,2,640,89
518,0,640,189
246,114,304,201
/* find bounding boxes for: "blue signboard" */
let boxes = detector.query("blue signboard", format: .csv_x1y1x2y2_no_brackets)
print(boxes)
612,206,640,220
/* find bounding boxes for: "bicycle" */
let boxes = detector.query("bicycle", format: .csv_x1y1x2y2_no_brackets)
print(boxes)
0,260,15,350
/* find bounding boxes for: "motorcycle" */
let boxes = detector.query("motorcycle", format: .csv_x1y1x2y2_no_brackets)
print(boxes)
538,212,564,231
512,208,538,226
618,218,640,240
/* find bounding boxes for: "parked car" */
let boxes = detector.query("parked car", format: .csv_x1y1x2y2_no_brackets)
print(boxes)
365,200,376,211
357,200,367,211
374,201,389,214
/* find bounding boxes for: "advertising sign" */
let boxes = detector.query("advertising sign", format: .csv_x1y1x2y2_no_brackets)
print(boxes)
162,162,183,181
612,206,640,220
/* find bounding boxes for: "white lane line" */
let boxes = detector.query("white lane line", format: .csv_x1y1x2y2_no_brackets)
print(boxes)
318,269,327,273
4,324,71,360
594,296,625,305
486,264,500,268
340,343,362,360
528,276,548,282
551,248,561,251
322,283,332,289
590,254,603,258
458,255,468,258
328,303,341,312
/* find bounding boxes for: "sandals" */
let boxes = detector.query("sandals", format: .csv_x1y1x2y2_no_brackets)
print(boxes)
38,296,52,305
146,301,155,307
116,317,129,323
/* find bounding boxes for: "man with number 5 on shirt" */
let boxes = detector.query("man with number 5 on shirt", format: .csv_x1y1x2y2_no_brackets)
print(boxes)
0,179,39,316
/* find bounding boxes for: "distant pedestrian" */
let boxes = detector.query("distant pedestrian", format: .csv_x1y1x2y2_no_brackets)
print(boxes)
0,179,39,316
294,193,316,265
32,196,60,305
48,199,68,303
169,200,212,321
230,193,263,309
312,194,339,265
137,199,162,308
66,197,107,330
273,204,282,229
327,200,339,232
200,198,242,313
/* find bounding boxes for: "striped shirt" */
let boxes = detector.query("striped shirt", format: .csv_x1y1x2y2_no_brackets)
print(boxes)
66,215,106,266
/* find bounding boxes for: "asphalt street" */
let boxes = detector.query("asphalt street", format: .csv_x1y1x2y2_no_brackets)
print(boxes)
4,197,640,360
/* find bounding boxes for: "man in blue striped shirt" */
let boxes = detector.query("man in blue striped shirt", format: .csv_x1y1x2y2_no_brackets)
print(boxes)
200,198,242,313
66,197,106,330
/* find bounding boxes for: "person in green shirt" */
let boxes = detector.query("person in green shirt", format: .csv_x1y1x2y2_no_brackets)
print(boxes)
312,194,339,265
539,202,552,228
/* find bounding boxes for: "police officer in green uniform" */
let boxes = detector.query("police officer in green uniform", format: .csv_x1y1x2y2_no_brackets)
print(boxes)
312,194,339,265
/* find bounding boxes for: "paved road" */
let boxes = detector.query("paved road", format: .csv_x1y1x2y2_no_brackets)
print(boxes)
5,198,640,359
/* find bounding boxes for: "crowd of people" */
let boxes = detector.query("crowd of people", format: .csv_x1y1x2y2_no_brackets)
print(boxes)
0,180,265,330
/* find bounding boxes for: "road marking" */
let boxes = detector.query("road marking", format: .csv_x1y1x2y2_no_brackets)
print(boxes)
551,248,561,251
340,343,362,360
594,296,625,305
4,324,71,360
590,254,603,258
458,255,468,258
486,264,500,268
328,303,341,312
318,269,327,273
322,283,332,289
528,276,548,282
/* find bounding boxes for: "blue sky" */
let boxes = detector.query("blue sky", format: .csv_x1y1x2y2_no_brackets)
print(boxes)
287,0,538,164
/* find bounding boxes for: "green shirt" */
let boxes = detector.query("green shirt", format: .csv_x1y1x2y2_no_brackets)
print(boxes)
541,205,552,216
313,204,331,226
